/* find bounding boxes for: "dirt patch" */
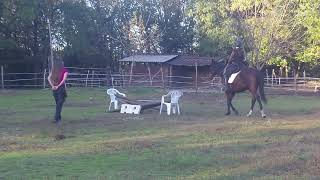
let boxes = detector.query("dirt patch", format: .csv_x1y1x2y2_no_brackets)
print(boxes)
280,159,306,175
0,111,17,116
295,135,320,145
0,90,19,96
0,139,50,152
54,134,66,141
134,140,156,149
266,88,320,96
307,153,320,176
182,92,224,102
66,101,104,107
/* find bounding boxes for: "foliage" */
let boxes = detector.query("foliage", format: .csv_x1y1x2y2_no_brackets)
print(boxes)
0,0,319,74
157,0,195,54
295,0,320,64
268,57,288,68
194,0,235,57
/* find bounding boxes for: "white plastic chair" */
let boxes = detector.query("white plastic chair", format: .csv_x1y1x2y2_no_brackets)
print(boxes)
160,90,183,115
107,88,126,111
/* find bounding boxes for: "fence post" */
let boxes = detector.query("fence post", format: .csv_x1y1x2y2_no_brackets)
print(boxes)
161,65,165,89
293,69,297,93
169,65,172,88
271,69,275,87
91,70,95,87
278,71,281,85
106,66,112,88
315,78,320,93
129,62,134,85
98,75,101,87
195,62,198,92
303,70,306,87
285,66,288,84
43,69,47,89
266,69,269,86
121,71,125,87
147,63,152,86
85,70,89,87
278,76,281,85
1,65,4,89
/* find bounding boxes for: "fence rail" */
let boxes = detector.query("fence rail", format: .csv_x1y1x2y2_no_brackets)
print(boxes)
1,66,320,93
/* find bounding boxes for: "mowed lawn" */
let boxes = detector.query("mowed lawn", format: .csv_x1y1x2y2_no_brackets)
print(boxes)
1,87,320,179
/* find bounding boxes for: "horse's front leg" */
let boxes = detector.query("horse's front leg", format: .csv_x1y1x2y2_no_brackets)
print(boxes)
226,92,238,115
225,93,231,116
228,92,239,115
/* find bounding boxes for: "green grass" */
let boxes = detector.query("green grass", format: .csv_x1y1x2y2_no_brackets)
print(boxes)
1,88,320,179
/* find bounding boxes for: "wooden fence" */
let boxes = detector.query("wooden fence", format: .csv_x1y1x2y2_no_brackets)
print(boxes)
1,65,320,93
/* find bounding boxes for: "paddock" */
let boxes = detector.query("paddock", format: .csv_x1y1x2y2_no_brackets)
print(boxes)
1,87,320,179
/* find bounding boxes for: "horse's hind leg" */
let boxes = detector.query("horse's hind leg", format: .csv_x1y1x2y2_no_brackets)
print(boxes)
247,96,256,117
257,96,266,118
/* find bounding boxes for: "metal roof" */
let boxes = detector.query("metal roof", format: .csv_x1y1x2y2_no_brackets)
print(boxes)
119,55,178,63
167,55,213,67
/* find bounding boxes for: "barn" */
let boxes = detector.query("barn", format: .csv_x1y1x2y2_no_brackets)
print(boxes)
118,55,214,89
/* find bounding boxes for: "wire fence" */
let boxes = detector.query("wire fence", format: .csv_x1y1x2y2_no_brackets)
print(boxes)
1,66,320,93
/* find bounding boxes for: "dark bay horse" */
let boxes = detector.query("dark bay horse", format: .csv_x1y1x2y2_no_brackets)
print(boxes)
210,60,267,118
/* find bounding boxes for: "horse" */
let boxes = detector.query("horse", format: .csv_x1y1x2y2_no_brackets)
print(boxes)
210,60,267,118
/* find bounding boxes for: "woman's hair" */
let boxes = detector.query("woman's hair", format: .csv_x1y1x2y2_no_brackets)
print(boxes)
49,57,64,85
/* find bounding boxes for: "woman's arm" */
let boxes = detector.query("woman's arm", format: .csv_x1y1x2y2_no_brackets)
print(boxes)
57,72,68,88
48,74,58,90
47,74,54,87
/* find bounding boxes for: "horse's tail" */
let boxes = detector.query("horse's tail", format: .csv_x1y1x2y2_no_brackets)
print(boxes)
258,72,267,104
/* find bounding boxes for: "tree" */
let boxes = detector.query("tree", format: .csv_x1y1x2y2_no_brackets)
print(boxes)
193,0,235,58
157,0,195,54
230,0,305,70
0,0,65,68
1,0,319,75
295,0,320,65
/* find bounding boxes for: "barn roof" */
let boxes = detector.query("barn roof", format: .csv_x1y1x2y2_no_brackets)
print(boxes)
119,55,178,63
0,56,44,65
167,55,213,67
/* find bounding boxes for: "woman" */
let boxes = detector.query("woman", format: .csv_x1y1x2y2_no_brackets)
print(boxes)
223,37,246,92
48,60,68,125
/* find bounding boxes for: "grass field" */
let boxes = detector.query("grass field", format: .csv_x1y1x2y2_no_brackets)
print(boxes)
1,87,320,179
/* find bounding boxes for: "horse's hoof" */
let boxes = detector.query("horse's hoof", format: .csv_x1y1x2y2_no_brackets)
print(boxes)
261,110,266,118
247,110,253,117
225,112,231,116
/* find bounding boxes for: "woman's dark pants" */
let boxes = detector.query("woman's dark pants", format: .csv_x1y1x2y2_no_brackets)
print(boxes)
53,85,67,123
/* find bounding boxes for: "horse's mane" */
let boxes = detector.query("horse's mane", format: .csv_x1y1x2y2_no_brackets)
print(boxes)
216,61,225,71
210,60,225,76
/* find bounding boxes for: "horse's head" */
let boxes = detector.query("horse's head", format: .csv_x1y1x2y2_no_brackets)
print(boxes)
210,60,225,77
234,36,243,48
